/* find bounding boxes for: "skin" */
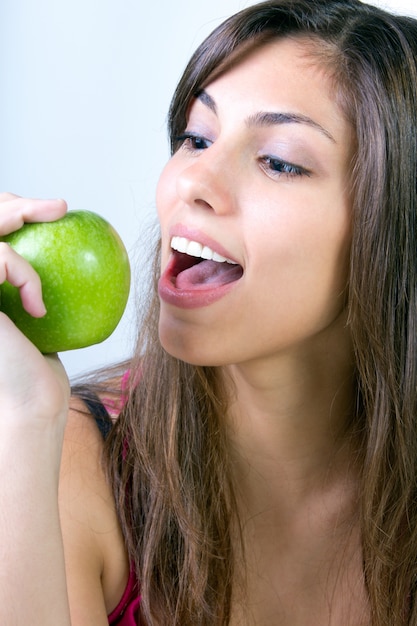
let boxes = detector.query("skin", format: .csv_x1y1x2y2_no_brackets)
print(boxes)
0,37,368,626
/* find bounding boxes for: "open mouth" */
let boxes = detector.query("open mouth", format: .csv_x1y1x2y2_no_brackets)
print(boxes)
158,235,244,309
169,236,244,289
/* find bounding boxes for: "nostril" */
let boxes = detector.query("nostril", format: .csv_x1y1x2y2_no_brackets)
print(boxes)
195,198,213,211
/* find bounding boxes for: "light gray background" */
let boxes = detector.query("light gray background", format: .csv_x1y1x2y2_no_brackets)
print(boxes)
1,0,416,378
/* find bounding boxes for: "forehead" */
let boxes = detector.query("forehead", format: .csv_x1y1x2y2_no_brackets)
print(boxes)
200,37,350,146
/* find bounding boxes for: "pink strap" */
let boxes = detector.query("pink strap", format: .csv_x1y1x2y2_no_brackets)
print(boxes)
107,566,140,625
103,370,131,417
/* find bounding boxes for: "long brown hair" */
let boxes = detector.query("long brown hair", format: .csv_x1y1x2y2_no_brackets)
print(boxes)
81,1,417,623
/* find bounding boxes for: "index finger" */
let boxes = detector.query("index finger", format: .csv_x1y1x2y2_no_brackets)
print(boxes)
0,194,68,236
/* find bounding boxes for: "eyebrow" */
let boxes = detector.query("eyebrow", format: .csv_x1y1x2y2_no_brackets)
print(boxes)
196,89,336,143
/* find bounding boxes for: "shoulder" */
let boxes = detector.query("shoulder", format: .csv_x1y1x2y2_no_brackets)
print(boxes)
58,396,130,622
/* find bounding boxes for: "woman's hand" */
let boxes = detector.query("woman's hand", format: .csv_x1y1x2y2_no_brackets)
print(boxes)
0,192,69,423
0,193,67,319
0,312,70,425
0,192,67,232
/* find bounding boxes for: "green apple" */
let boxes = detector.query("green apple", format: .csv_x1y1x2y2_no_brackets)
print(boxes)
0,210,131,353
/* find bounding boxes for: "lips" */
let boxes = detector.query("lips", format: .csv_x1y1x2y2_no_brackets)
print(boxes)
158,235,243,309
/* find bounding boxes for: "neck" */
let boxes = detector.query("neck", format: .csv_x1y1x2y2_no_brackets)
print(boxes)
223,313,359,512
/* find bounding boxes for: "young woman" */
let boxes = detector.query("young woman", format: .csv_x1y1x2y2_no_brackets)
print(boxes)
2,0,417,624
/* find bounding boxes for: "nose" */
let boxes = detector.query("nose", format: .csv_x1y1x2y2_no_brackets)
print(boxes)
175,149,236,215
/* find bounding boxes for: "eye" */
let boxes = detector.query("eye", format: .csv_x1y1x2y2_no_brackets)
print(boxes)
173,132,213,153
260,156,311,179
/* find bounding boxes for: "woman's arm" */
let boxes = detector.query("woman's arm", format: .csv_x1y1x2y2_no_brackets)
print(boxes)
0,194,129,624
0,194,71,624
0,317,72,625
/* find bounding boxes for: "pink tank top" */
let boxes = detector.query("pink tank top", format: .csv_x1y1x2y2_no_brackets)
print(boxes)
86,372,141,624
108,567,140,625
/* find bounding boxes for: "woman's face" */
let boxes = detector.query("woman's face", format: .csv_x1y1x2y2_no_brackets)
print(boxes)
156,37,355,367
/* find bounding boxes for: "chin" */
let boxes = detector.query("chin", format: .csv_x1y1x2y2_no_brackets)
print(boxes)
158,321,220,367
158,316,197,363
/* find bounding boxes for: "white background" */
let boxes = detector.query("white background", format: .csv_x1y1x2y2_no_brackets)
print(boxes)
1,0,416,378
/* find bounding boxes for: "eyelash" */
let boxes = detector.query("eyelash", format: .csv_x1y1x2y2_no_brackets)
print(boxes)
259,156,311,179
174,132,213,152
174,132,311,179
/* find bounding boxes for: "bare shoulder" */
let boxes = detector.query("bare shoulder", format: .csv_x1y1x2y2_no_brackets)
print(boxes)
59,396,114,533
59,395,129,623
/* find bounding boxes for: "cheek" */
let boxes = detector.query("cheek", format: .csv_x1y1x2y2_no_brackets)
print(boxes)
156,159,177,223
247,202,351,304
155,162,178,268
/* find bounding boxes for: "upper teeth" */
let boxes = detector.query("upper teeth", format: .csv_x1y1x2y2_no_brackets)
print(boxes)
170,236,238,264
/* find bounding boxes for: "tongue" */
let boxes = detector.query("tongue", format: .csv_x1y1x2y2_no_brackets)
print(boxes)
176,259,243,289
